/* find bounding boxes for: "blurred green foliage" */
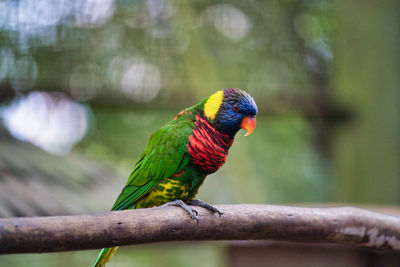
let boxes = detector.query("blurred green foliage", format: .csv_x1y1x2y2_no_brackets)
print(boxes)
0,243,224,267
0,0,335,103
1,0,399,266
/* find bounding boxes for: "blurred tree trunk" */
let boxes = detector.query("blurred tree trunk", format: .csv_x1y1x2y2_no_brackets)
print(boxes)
331,1,400,203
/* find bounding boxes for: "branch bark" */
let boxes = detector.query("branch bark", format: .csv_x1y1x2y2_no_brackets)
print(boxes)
1,204,400,254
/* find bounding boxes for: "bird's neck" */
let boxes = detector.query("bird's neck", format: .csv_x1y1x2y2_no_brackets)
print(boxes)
187,114,234,174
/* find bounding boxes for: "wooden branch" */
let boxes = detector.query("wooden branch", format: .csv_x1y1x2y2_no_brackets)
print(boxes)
1,205,400,254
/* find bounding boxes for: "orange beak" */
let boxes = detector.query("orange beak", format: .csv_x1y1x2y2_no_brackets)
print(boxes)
241,116,256,136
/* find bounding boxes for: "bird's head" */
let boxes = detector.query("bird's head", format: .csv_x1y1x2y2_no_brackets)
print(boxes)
203,88,257,136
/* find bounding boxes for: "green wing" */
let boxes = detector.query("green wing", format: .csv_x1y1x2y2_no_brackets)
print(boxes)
111,120,193,211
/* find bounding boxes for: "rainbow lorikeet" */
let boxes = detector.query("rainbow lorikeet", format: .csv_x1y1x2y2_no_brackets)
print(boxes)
93,88,257,267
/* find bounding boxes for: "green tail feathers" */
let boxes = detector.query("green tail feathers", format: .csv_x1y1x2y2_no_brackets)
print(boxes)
93,247,119,267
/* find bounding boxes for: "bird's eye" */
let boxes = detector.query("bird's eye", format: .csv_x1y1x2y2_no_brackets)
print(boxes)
232,104,240,112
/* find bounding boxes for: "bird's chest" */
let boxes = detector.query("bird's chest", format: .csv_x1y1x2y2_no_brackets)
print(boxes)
136,179,189,208
187,116,234,174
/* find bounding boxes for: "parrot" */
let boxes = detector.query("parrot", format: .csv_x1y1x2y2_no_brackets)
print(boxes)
93,88,257,267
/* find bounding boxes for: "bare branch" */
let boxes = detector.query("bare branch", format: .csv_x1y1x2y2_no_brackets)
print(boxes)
1,205,400,254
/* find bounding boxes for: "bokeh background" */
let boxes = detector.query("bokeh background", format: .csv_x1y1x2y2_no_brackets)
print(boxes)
0,0,399,266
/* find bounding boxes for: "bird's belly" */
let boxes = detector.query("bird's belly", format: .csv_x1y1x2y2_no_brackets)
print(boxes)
136,178,189,208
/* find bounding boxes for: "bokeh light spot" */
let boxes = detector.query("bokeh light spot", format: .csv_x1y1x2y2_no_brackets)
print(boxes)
0,48,14,81
121,58,162,102
9,56,38,91
202,4,251,42
74,0,115,28
1,91,90,155
69,64,103,101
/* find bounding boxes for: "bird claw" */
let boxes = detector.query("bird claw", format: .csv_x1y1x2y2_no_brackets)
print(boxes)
161,200,199,223
215,210,223,218
205,205,223,217
188,199,223,217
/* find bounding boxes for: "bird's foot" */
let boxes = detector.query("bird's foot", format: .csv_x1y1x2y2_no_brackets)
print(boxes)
189,199,223,217
161,199,199,223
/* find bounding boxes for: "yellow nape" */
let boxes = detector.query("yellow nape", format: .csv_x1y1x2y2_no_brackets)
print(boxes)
204,90,224,120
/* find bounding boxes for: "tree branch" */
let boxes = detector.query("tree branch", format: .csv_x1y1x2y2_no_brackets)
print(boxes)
1,204,400,254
